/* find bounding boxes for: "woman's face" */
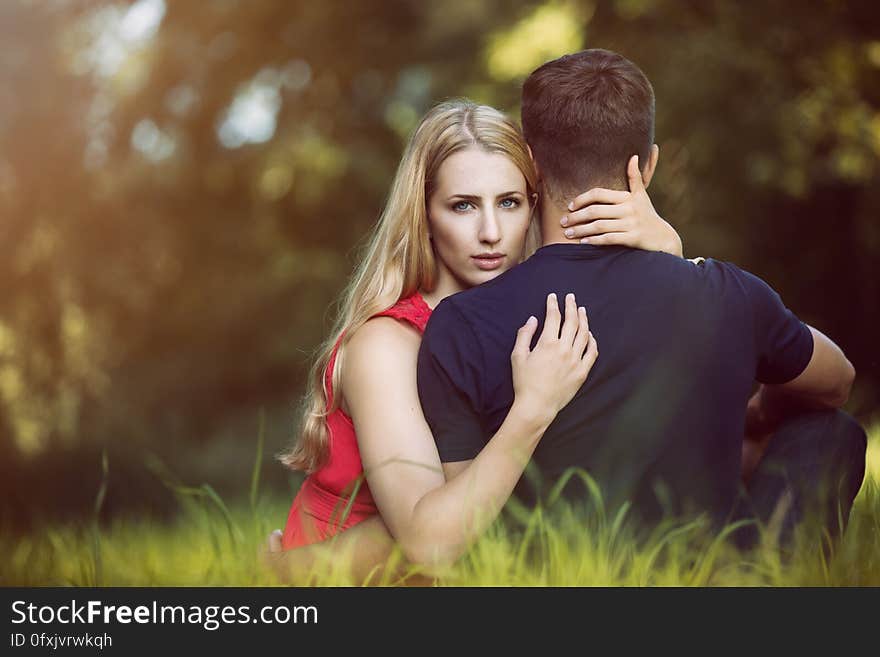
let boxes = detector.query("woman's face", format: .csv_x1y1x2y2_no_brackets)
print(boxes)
427,147,532,294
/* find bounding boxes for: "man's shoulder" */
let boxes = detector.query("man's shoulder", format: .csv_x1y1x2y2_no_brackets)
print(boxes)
424,294,466,334
612,252,770,320
691,257,781,296
654,255,794,321
421,292,482,355
647,252,755,287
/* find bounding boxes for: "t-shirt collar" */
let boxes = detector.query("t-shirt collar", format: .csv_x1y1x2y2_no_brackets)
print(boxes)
533,242,632,259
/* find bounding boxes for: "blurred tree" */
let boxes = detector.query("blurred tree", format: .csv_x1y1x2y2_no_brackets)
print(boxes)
0,0,877,523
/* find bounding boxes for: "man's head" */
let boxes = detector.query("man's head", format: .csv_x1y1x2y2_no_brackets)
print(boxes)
521,49,656,202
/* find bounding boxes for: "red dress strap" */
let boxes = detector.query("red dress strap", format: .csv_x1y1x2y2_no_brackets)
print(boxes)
323,292,431,409
372,292,432,334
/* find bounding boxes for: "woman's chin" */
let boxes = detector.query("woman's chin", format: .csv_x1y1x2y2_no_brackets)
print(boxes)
467,267,506,287
449,265,512,292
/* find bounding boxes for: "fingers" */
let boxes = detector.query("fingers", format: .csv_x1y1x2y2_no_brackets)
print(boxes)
268,529,283,553
539,293,561,343
512,315,538,361
558,293,579,346
572,306,590,356
627,154,645,193
580,330,599,374
564,218,633,241
567,187,629,212
563,202,628,233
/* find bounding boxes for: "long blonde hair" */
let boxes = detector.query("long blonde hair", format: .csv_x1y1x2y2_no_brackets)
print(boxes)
279,99,539,473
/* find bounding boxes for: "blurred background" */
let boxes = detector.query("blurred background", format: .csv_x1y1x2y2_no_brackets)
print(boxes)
1,0,878,530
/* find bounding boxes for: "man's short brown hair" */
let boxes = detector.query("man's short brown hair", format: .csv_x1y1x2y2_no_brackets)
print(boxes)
521,49,655,199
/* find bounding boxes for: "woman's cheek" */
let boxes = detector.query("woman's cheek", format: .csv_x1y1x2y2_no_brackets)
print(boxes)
511,211,531,249
431,225,468,268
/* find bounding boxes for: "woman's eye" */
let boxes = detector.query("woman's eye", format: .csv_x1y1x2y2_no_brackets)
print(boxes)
452,201,473,212
500,198,520,209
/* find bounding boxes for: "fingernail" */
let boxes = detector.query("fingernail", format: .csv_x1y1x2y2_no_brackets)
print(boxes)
568,201,574,211
560,216,568,226
549,293,556,300
581,237,591,244
566,293,575,302
564,228,574,238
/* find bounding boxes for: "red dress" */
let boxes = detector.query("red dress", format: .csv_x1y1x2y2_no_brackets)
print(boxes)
281,292,433,549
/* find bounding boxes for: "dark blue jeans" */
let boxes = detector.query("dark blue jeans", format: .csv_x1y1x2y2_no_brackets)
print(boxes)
732,409,867,551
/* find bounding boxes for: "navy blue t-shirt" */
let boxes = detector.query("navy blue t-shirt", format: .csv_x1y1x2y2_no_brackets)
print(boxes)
416,243,813,524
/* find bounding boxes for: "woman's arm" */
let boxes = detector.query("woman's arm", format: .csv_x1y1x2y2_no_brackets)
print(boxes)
263,516,405,585
344,293,598,571
560,155,684,257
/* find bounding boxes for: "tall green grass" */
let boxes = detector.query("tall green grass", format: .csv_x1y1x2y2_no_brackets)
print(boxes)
4,423,879,586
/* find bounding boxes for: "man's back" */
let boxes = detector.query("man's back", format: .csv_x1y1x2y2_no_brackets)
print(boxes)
417,243,813,524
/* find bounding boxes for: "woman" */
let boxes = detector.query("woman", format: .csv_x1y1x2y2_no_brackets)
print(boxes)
271,100,682,577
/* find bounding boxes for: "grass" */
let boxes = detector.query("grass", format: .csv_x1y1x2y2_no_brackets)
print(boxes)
4,423,879,587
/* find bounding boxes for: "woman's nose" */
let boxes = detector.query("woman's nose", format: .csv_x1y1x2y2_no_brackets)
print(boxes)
478,209,501,244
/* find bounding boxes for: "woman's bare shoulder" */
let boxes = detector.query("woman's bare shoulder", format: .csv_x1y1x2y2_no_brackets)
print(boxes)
340,317,423,416
345,316,421,374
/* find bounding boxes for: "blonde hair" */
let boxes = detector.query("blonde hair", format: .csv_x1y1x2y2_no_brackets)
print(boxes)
279,99,539,473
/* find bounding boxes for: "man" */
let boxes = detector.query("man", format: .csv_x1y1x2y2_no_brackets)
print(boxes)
417,49,866,549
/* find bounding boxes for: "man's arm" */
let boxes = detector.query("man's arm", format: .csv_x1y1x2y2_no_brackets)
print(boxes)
737,267,854,481
746,325,855,437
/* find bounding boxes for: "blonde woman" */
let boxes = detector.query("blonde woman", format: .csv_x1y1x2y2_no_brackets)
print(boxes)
271,100,682,577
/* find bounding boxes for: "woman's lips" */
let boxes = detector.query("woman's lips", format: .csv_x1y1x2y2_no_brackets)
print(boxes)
472,254,505,271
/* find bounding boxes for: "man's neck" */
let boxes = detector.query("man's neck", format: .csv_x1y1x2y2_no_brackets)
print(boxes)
539,195,573,246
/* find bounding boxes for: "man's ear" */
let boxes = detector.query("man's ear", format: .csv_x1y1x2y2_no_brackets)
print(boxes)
642,144,659,188
527,144,542,182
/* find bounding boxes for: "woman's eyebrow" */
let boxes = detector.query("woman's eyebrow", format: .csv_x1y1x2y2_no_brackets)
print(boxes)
446,191,523,201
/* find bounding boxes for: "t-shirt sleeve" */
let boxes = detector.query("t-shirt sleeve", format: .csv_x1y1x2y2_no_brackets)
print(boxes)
417,300,486,462
739,268,814,384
